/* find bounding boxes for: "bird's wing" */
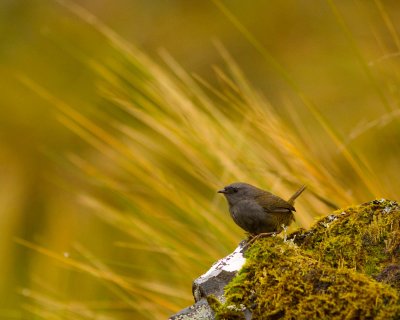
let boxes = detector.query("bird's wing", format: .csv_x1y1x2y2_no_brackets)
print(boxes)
256,194,295,213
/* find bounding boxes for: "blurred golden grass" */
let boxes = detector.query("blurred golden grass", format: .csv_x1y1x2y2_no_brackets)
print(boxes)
2,0,400,319
17,28,340,319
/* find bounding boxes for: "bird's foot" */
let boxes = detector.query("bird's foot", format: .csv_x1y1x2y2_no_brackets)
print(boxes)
244,232,276,249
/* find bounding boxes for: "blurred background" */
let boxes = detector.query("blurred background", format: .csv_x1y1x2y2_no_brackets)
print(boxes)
1,0,400,318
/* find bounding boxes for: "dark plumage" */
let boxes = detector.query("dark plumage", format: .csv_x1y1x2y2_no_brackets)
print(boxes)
218,182,306,234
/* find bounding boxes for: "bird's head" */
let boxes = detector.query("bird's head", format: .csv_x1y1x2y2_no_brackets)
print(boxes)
218,182,261,205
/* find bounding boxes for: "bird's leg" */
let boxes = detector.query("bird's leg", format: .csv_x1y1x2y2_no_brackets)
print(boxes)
241,233,255,250
244,232,276,249
245,232,254,240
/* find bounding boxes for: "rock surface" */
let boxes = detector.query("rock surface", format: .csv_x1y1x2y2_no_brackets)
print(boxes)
169,241,247,319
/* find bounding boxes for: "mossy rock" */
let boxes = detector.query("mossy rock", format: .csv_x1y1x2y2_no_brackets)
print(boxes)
213,200,400,319
292,199,400,280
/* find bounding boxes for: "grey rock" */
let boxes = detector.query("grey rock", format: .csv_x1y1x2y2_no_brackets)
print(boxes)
169,241,247,320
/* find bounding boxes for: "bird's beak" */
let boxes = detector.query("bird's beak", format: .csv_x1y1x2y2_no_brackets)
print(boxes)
217,188,227,194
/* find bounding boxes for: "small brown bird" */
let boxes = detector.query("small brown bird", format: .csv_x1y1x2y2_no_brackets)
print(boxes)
218,182,306,235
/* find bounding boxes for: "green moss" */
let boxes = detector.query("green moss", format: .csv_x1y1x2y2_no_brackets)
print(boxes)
215,200,400,319
294,200,400,277
207,295,245,320
219,237,400,319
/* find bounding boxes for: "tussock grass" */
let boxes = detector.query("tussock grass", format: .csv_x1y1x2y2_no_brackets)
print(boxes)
7,1,400,319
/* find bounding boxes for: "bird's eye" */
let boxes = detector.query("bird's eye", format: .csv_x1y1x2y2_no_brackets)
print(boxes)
232,187,239,193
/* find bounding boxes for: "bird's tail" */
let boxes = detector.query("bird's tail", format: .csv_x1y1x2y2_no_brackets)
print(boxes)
287,185,307,205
